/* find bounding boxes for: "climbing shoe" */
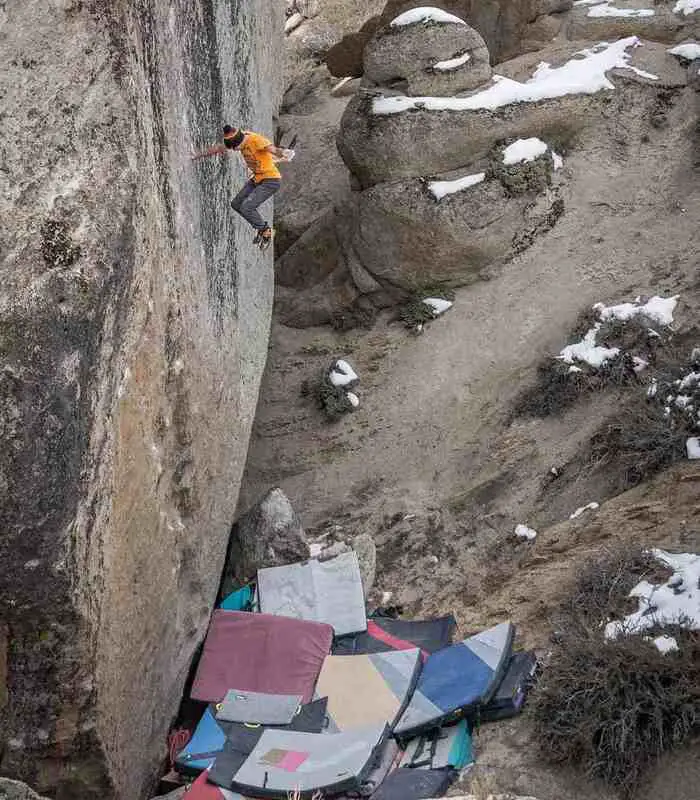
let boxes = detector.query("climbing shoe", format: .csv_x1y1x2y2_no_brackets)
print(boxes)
258,227,274,251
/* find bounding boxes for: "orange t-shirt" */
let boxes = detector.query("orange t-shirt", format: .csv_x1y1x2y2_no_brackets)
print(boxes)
239,132,281,183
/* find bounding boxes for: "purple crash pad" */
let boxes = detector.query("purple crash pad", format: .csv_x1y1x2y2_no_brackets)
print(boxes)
191,610,333,703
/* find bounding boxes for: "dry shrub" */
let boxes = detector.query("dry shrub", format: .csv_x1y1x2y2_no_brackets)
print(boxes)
300,362,357,422
532,547,700,795
588,399,688,487
587,342,700,487
532,631,699,794
512,313,673,419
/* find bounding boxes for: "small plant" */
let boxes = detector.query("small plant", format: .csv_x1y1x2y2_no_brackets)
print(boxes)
301,359,359,422
397,284,455,330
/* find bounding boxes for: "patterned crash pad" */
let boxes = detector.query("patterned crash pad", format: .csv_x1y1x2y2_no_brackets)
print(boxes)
394,622,514,736
333,614,456,658
257,551,367,636
231,724,389,797
315,649,422,732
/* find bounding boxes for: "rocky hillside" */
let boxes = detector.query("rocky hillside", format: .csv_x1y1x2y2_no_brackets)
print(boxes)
0,1,280,798
241,3,700,796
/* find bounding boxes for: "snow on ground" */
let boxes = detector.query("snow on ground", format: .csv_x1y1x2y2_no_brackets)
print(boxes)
651,635,679,654
557,294,677,370
391,7,466,26
668,42,700,60
552,151,564,170
674,0,700,16
679,371,700,391
347,392,360,408
428,172,485,199
593,295,679,325
588,3,654,18
309,542,324,558
373,37,651,114
515,524,538,540
422,297,453,316
503,138,549,165
569,501,600,519
687,437,700,459
559,324,620,368
329,359,358,387
433,52,471,72
574,0,606,5
605,549,700,638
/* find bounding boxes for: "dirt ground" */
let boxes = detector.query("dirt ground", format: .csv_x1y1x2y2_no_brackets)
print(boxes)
241,15,700,800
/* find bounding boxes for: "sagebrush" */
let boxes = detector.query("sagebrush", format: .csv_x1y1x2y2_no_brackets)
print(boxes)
531,547,700,795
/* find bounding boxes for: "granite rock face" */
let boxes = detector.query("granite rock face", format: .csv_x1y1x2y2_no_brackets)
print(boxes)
0,1,281,798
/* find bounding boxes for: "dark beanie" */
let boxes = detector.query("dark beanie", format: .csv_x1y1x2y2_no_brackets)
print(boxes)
223,125,244,149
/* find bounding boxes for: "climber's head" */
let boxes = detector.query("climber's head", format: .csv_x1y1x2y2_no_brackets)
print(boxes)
223,125,245,149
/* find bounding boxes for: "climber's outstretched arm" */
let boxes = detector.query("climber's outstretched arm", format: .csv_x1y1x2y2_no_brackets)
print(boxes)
191,144,229,160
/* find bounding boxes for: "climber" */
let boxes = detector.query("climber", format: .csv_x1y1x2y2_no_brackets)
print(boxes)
191,125,294,249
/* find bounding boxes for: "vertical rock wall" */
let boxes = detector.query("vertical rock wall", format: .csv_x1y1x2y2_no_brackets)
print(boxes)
0,1,281,798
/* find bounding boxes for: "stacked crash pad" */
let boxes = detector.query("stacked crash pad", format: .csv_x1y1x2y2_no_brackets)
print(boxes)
316,649,421,731
171,548,535,800
257,551,367,636
190,610,333,703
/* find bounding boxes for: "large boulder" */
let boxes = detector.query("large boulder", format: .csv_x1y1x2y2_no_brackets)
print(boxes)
325,1,575,77
222,489,310,590
338,39,686,188
364,12,491,95
276,67,353,255
280,149,562,297
0,780,50,800
345,165,563,287
565,2,700,45
0,1,280,798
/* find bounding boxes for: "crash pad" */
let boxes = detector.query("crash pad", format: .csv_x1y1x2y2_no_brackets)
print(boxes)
190,610,332,703
257,551,367,636
394,622,514,736
333,615,456,658
316,649,421,732
231,724,388,797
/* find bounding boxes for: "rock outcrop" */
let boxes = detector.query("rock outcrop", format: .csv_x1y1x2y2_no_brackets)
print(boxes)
363,11,492,95
0,779,51,800
274,9,694,327
0,1,281,798
325,1,574,77
222,488,310,591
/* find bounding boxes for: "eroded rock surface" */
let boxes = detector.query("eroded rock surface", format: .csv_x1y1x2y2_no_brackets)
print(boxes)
0,1,280,798
363,11,491,95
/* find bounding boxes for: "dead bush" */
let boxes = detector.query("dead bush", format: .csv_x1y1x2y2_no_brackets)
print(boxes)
531,631,699,794
300,361,357,422
512,311,672,419
397,285,455,330
556,545,670,630
532,547,700,794
588,399,688,487
587,344,700,487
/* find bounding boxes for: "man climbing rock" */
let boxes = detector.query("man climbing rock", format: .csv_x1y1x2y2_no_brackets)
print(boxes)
192,125,294,249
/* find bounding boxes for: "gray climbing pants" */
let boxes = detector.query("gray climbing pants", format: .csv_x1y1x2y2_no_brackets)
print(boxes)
231,178,281,231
